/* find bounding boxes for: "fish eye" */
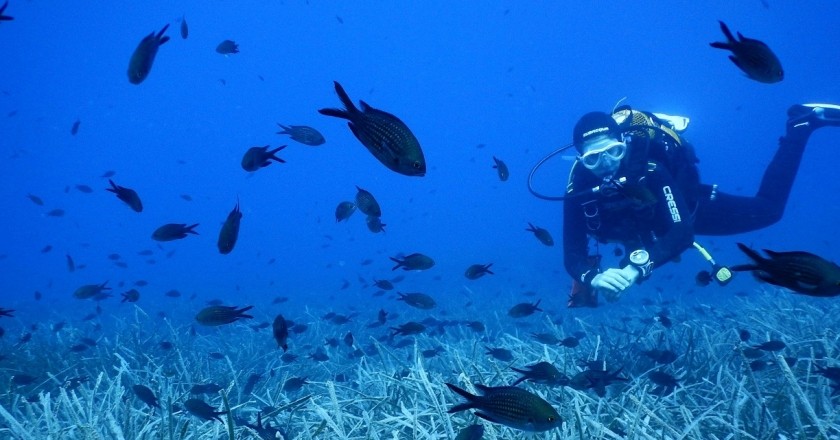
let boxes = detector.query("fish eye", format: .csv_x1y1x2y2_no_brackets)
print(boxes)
547,416,556,422
413,161,421,169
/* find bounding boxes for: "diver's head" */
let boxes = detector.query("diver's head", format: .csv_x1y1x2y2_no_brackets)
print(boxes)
573,111,626,178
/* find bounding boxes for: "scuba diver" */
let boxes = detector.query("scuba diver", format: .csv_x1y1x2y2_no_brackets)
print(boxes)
534,103,840,307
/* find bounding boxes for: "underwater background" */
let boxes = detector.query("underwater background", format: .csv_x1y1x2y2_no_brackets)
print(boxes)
2,1,840,439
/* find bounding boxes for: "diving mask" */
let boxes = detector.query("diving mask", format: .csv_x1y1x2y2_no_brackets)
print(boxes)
579,140,626,169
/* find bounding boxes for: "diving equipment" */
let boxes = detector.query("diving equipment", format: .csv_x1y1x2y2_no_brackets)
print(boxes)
787,103,840,131
628,249,653,279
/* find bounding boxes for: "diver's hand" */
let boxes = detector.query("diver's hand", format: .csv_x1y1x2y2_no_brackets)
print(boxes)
591,265,640,302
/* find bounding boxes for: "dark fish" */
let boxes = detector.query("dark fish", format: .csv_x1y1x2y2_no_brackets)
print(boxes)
26,194,44,206
216,40,239,55
73,281,110,299
272,314,289,351
390,321,425,337
397,292,436,310
525,223,554,246
159,341,173,350
465,263,494,280
568,368,628,397
241,145,286,171
641,349,678,365
100,170,116,178
152,223,198,241
127,24,170,84
184,398,228,422
732,243,840,297
180,194,192,201
40,244,52,253
738,329,751,342
390,253,435,271
753,340,786,352
121,289,140,302
12,374,36,386
46,208,65,217
508,299,542,318
132,385,160,409
106,179,143,212
75,184,94,194
446,383,561,432
71,119,81,136
511,362,568,386
164,289,180,297
373,279,393,290
485,346,513,362
134,280,148,287
354,186,381,217
180,16,188,39
276,124,325,146
217,200,242,254
492,156,509,181
560,336,580,348
335,201,356,222
466,321,485,332
710,21,783,84
318,81,426,176
365,215,386,233
0,1,13,21
344,331,354,347
243,373,262,395
208,352,225,360
531,333,560,344
195,305,253,326
455,424,485,440
283,377,308,392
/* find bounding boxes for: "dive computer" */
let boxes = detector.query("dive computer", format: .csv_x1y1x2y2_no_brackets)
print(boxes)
629,249,653,279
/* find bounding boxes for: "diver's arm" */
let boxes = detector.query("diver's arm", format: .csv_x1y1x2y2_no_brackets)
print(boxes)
646,167,695,267
563,198,598,284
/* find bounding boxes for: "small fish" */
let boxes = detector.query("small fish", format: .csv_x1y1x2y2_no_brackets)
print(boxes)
710,21,783,84
71,119,81,136
75,184,93,193
180,194,192,201
217,200,242,255
276,124,325,146
397,292,436,310
354,186,381,217
0,1,13,21
390,253,435,271
732,243,840,297
373,279,393,290
127,24,170,84
455,424,484,440
73,281,110,299
106,179,143,212
216,39,239,55
508,299,542,318
243,373,262,395
180,16,188,39
272,314,289,351
195,305,254,326
132,385,160,409
100,170,116,178
164,289,180,297
184,398,228,422
26,194,44,206
334,201,356,222
485,346,513,362
46,208,65,217
511,362,568,386
40,244,52,253
753,340,786,352
152,223,198,241
121,289,140,302
390,321,425,337
738,329,751,342
318,81,426,177
492,156,509,181
283,377,308,392
695,270,713,287
343,331,354,347
241,145,286,171
525,223,554,246
465,263,494,280
365,215,386,233
446,383,561,432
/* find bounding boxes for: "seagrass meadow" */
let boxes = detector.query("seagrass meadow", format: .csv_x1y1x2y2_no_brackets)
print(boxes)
2,288,840,440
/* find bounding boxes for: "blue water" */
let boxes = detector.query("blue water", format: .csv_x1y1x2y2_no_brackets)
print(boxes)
2,1,840,437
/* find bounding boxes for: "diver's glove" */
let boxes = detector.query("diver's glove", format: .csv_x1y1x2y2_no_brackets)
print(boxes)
591,265,640,302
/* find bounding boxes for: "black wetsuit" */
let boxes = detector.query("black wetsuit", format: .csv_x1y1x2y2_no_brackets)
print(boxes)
563,132,808,285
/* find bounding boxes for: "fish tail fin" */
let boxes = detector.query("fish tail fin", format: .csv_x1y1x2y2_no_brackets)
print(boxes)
445,383,476,413
269,145,287,163
276,123,290,134
526,222,535,232
485,263,494,274
389,257,404,271
186,224,200,235
326,81,359,116
717,20,735,42
106,179,119,193
238,305,254,318
736,243,766,264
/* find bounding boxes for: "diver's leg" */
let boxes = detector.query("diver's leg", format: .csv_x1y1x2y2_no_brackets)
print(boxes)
694,104,840,235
